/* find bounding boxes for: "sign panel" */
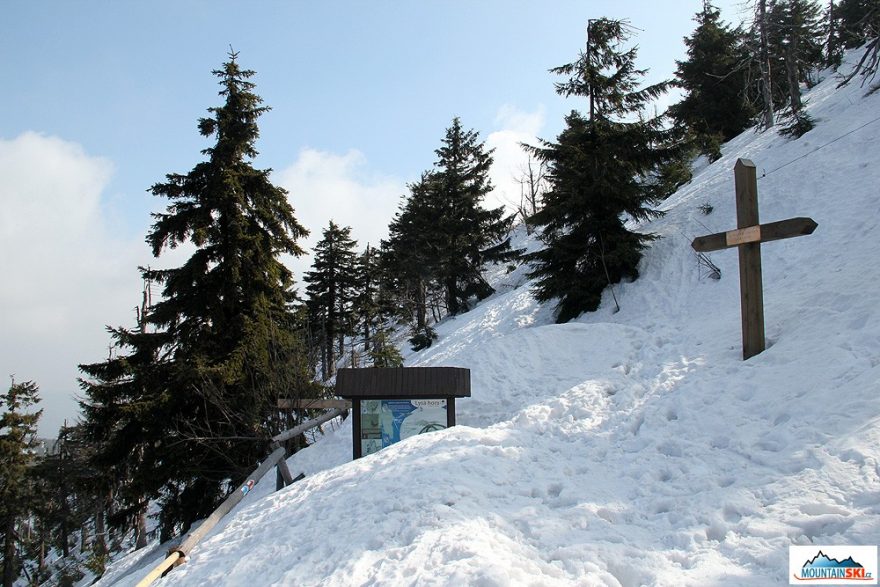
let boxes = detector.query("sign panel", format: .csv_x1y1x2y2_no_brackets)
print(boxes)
360,399,448,457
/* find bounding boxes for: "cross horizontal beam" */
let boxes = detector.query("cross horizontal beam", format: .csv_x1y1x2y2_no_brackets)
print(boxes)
691,217,818,253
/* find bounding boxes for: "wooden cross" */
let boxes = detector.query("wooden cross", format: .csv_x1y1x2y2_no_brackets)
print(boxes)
691,158,817,360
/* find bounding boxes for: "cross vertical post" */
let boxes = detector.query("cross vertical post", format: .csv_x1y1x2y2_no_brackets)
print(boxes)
734,159,765,360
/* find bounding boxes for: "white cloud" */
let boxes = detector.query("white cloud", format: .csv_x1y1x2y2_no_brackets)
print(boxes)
0,132,147,434
485,104,546,216
276,148,406,281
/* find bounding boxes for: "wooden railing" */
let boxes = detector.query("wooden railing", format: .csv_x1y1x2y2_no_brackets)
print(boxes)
135,409,345,586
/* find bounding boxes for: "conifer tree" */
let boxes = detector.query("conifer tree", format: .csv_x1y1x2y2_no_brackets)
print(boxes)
833,0,880,50
0,378,41,587
352,245,385,357
528,18,681,323
304,221,359,380
830,0,880,85
382,172,443,349
114,51,311,537
369,328,404,368
433,117,518,315
671,2,756,159
78,293,169,545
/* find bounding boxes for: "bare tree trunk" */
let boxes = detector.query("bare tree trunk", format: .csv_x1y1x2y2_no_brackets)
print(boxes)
587,19,595,122
4,515,17,587
38,539,46,577
94,504,107,556
80,524,88,554
323,318,335,380
785,43,803,112
759,0,775,127
415,280,427,331
363,319,371,355
135,508,148,550
827,0,837,65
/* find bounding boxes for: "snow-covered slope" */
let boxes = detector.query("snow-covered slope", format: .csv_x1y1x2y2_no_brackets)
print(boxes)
100,62,880,586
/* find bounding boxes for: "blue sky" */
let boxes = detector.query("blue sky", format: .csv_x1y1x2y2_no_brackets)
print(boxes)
1,0,748,434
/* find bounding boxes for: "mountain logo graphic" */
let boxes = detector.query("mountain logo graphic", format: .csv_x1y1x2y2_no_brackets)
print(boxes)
791,547,877,583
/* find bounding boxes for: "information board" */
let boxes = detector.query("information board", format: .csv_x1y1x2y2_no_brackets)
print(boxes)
359,399,447,457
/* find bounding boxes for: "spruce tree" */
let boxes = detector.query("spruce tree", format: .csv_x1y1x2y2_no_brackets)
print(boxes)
528,18,680,323
369,328,404,368
0,378,42,587
352,245,385,357
78,293,170,546
129,51,310,537
833,0,880,50
304,221,359,380
433,117,518,315
671,2,756,159
382,172,444,349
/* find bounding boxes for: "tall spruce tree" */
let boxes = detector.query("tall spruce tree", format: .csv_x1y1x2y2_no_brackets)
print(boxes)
0,378,41,587
382,172,444,349
433,117,518,315
304,221,359,380
671,2,756,159
124,51,311,538
528,18,680,323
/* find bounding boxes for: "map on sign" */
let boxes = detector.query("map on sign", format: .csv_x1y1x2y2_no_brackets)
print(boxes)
360,399,448,456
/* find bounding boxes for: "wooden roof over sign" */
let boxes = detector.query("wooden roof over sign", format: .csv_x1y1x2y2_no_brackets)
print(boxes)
336,367,471,399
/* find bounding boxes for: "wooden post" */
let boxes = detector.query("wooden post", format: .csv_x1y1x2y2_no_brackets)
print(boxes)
275,455,295,490
734,159,766,360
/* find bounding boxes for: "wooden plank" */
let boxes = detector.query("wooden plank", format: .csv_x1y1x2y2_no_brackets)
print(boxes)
726,225,762,247
691,231,729,253
277,398,351,410
692,217,817,252
135,552,182,587
755,217,817,243
734,160,766,360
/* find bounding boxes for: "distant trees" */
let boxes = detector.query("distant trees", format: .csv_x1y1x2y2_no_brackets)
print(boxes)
527,19,681,323
0,378,41,587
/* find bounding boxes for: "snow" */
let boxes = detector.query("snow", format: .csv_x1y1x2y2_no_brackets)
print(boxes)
97,61,880,586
